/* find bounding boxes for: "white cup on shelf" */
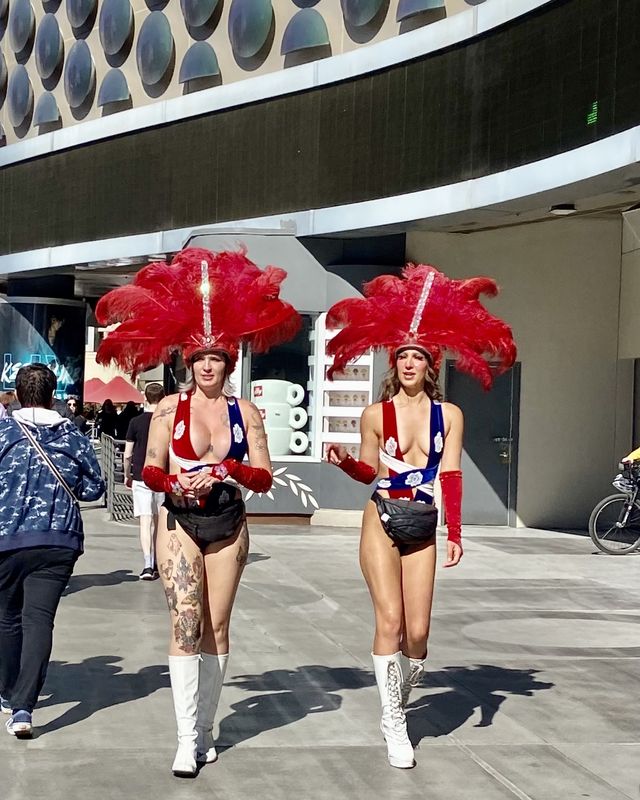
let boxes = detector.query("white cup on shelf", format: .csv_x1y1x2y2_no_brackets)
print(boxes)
257,403,308,431
266,427,309,456
251,379,305,407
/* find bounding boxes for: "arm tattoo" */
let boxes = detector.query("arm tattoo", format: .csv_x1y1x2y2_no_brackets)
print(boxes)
152,403,177,420
253,433,268,452
146,447,158,459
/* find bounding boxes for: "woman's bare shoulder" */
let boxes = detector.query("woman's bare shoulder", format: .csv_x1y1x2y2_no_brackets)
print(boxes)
361,402,383,428
235,396,262,424
441,401,463,424
151,393,181,420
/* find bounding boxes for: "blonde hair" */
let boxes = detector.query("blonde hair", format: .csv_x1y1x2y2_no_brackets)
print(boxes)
377,352,442,402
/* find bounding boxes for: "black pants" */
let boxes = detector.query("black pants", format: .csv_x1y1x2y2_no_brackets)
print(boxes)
0,546,77,713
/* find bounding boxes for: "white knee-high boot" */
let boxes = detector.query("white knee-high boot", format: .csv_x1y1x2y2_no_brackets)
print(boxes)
372,652,415,769
168,654,200,777
400,654,426,708
196,652,229,764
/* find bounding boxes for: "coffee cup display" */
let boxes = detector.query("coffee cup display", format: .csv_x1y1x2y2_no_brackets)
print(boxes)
258,403,308,431
251,380,304,407
267,427,309,456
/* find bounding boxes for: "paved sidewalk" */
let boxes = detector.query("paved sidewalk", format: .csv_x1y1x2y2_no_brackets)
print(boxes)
2,510,640,800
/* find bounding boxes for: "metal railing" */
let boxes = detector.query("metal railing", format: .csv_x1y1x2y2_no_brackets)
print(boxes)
100,435,134,522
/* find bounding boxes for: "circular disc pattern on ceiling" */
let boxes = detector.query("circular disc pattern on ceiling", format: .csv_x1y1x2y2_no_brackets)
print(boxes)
136,11,174,85
179,41,219,82
180,0,219,28
99,0,133,56
281,9,329,54
9,0,35,54
0,51,7,92
35,13,63,79
66,0,96,29
98,68,129,105
8,64,33,126
228,0,273,59
64,39,95,107
340,0,384,27
396,0,444,20
34,91,60,124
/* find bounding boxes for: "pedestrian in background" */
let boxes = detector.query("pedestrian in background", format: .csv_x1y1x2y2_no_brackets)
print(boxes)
96,399,118,438
124,383,165,580
66,396,89,434
117,400,141,440
0,364,104,738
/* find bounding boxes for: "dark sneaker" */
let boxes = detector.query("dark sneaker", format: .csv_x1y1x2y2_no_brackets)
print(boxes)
6,711,32,738
139,567,155,581
0,697,11,715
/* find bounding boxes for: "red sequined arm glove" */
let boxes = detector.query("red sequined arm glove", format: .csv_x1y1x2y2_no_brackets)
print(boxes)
142,465,184,496
216,459,273,494
440,470,463,549
337,454,377,484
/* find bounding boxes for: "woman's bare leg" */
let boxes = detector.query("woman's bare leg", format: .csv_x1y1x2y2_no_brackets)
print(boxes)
400,540,437,659
200,521,249,654
156,509,205,655
359,502,404,655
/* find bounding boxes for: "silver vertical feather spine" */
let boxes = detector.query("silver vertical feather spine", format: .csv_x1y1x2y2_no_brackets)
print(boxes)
200,259,212,342
409,270,435,334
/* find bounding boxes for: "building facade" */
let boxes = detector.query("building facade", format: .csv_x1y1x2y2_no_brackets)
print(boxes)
2,0,640,528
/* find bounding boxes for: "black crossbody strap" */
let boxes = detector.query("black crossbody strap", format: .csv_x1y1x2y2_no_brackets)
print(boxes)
16,420,80,506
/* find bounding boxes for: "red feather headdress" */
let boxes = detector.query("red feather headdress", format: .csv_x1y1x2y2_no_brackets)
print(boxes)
326,264,516,389
96,247,301,377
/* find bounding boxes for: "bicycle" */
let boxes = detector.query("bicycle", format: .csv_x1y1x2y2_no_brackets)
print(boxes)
588,461,640,554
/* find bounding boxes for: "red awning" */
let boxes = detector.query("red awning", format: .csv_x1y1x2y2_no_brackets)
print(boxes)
84,376,143,404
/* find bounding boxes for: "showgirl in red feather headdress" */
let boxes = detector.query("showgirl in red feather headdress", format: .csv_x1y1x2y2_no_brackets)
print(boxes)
326,263,516,389
96,247,301,376
325,266,515,772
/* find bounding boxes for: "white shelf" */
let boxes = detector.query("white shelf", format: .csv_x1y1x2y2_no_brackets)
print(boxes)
320,432,361,443
322,406,365,416
322,380,370,391
309,354,373,367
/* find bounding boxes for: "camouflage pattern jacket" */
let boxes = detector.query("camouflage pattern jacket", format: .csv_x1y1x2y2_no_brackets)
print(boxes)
0,408,104,554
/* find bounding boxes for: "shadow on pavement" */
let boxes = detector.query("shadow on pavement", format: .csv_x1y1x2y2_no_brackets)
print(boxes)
408,664,554,743
36,656,169,735
218,664,374,748
63,570,139,595
218,663,553,749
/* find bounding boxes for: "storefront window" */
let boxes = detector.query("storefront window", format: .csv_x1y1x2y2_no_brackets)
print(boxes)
247,315,313,458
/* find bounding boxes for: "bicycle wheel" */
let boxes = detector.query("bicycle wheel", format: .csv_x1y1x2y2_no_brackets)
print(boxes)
588,493,640,554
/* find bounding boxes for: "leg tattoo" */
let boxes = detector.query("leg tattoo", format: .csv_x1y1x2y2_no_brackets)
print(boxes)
175,553,197,593
236,526,249,566
167,532,181,556
174,608,201,653
164,582,178,614
159,559,174,581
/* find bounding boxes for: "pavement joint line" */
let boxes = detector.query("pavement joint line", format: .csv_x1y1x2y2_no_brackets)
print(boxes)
448,735,536,800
